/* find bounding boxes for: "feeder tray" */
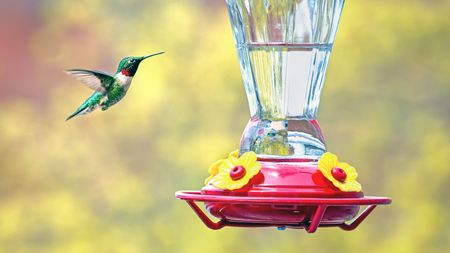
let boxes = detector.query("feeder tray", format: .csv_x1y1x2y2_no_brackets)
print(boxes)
176,160,391,233
176,191,390,233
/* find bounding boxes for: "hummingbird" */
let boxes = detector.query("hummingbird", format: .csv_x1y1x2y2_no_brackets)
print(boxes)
65,52,164,121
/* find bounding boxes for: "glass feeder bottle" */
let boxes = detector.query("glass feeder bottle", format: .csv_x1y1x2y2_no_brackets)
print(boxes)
227,0,345,159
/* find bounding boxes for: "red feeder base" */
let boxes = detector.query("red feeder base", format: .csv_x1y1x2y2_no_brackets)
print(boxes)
176,160,391,233
176,191,390,232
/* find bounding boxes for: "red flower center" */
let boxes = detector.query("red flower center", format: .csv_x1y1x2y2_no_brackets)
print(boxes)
331,167,347,182
230,165,246,180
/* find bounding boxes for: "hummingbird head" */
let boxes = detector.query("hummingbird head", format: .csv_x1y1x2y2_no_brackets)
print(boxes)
116,52,164,77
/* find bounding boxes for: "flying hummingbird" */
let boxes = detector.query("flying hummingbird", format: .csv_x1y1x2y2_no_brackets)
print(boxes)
65,52,164,121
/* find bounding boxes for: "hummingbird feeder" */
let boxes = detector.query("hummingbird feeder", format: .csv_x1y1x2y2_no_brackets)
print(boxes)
176,0,390,233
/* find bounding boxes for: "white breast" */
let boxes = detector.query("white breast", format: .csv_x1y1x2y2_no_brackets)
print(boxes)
115,72,133,89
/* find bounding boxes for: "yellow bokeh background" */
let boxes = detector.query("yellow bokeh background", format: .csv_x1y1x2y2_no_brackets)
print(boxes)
0,0,449,252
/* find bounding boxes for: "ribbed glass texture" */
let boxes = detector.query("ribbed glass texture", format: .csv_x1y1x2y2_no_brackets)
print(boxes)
226,0,345,159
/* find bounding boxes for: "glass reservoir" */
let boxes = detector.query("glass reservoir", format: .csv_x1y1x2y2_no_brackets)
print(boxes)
227,0,345,159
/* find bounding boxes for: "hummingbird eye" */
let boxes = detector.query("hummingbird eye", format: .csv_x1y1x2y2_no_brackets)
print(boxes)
130,59,136,63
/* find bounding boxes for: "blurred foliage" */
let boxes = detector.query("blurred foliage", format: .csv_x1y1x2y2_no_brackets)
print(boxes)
0,0,449,252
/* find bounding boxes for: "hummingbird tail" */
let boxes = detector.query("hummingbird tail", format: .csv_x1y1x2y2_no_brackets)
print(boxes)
66,92,104,121
66,107,87,121
65,115,75,121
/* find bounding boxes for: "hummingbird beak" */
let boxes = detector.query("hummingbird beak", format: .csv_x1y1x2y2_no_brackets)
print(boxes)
140,51,165,61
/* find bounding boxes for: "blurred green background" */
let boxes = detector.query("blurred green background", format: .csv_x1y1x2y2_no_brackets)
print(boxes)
0,0,449,252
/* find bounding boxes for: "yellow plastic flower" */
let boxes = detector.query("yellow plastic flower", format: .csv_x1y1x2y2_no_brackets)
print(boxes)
210,151,261,190
228,149,239,159
318,152,362,192
204,149,239,185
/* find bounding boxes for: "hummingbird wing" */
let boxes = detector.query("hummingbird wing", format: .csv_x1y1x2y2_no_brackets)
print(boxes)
66,69,115,93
